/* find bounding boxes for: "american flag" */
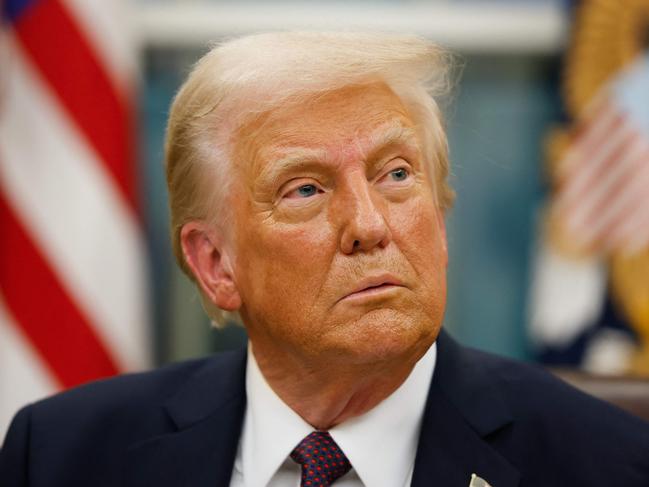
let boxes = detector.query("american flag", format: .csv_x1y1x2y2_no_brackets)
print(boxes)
0,0,150,438
529,52,649,367
551,54,649,256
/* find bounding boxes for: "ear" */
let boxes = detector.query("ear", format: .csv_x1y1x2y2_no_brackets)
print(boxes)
180,222,242,311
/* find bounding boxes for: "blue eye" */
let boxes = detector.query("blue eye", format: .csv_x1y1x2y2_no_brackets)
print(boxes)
390,168,408,181
297,184,317,197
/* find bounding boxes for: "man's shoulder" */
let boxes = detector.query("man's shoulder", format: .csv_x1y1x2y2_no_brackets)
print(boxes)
28,347,246,423
459,342,648,429
4,348,246,445
448,340,649,482
0,348,247,486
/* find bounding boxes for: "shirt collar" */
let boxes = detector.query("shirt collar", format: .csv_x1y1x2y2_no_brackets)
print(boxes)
241,344,313,487
329,344,436,486
241,342,436,487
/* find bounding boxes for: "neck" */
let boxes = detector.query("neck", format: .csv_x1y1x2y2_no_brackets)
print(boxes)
250,343,427,430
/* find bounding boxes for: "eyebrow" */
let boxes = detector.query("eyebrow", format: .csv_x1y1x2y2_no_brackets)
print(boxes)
256,119,420,188
361,120,420,163
256,147,329,189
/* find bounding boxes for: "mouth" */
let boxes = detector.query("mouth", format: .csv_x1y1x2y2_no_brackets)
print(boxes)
338,274,405,303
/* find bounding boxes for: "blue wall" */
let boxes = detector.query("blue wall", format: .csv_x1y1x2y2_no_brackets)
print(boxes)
444,55,561,359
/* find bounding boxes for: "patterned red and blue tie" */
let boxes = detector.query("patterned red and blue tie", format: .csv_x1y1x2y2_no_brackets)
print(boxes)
290,431,352,486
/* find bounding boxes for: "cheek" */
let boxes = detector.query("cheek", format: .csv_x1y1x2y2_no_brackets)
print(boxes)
262,218,333,266
390,198,443,257
389,198,447,301
236,214,336,310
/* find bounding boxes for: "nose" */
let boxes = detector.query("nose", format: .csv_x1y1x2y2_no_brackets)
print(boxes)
337,176,392,254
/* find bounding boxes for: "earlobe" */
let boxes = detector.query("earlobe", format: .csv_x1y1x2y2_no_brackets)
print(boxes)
180,222,242,311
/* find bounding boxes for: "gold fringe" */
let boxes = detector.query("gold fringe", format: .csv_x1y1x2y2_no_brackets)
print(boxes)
611,250,649,375
544,0,649,374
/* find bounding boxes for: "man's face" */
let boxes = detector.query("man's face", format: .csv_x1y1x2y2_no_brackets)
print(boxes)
228,83,448,367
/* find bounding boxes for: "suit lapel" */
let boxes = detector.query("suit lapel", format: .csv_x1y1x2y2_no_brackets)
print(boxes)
411,331,520,487
124,348,247,487
122,332,520,486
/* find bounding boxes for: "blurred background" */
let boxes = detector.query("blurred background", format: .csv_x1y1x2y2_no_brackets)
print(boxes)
2,0,648,437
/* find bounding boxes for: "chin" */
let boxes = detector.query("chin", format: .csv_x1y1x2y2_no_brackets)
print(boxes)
327,308,439,364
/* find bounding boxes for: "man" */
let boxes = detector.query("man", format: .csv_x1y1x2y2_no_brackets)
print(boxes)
1,32,649,487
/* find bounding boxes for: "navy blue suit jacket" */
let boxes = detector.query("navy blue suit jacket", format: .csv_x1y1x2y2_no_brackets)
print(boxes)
2,330,649,486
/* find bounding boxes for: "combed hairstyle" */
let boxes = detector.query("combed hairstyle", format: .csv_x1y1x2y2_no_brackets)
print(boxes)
165,31,456,325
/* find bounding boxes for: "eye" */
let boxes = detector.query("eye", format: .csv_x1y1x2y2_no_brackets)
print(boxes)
389,168,409,181
285,183,319,199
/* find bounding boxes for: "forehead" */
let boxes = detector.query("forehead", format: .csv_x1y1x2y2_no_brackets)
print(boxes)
233,83,417,176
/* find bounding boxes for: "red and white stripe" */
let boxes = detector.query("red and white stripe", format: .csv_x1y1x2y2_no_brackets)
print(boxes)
552,98,649,255
0,0,149,438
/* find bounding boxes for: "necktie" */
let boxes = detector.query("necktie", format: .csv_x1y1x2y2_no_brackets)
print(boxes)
290,431,352,486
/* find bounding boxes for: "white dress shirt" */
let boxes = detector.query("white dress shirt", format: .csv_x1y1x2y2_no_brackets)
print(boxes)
229,343,436,487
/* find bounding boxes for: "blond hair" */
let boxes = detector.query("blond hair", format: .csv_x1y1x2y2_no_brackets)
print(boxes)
165,31,456,324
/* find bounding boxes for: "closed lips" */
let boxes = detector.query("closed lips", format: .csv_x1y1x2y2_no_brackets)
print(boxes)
340,274,405,301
